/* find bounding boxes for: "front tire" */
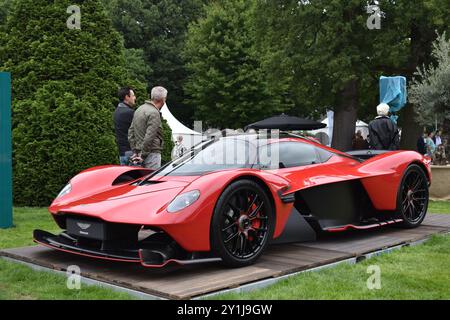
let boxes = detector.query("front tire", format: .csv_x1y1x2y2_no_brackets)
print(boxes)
210,179,275,267
397,164,429,228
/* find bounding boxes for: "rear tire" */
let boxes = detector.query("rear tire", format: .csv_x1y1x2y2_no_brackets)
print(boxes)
210,179,275,267
396,164,429,228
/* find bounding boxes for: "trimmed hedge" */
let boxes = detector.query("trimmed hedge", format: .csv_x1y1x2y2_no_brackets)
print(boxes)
0,0,173,206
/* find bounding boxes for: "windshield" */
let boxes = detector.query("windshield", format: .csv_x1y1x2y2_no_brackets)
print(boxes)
153,136,259,177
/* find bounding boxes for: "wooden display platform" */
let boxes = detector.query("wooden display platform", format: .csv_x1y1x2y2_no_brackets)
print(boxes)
1,214,449,300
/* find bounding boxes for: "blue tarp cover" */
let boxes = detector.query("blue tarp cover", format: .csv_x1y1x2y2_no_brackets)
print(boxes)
379,76,407,122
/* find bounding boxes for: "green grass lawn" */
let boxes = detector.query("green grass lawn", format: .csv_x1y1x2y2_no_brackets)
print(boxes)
0,208,58,250
428,200,450,214
0,201,449,300
0,259,134,300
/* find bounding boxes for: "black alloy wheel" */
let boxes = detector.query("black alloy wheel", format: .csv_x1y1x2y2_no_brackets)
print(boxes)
211,179,275,267
397,164,429,228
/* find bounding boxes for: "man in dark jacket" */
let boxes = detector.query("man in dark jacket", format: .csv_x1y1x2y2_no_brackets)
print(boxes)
368,103,400,150
128,86,166,170
417,132,427,155
114,87,136,165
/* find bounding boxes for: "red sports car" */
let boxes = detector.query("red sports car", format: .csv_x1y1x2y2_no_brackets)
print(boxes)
34,133,431,268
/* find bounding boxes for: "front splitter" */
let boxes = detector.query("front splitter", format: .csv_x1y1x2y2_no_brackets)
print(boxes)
33,229,221,268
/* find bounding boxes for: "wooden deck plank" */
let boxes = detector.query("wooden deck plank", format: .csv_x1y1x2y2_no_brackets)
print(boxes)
300,224,447,255
136,266,271,291
168,268,277,298
423,213,450,228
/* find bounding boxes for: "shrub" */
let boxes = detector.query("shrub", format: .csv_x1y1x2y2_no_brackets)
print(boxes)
1,0,172,205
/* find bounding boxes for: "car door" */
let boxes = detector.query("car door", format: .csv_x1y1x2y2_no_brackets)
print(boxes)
260,141,356,192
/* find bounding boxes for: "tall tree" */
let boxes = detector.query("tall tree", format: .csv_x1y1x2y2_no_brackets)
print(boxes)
254,0,449,151
255,0,382,151
102,0,208,126
0,0,12,24
124,48,153,83
410,33,450,141
0,0,12,43
370,0,450,150
0,0,171,206
183,0,292,129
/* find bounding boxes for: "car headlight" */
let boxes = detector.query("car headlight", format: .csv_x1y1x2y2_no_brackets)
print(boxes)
167,190,200,213
57,183,72,198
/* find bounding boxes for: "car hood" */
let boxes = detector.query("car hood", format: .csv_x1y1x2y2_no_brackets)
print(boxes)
89,179,190,201
50,179,193,225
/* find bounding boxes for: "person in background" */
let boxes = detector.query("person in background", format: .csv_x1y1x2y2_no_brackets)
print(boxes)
171,135,188,160
433,129,442,147
368,103,400,150
114,87,136,165
425,131,436,159
434,144,447,165
128,86,167,170
416,132,427,155
352,130,369,150
444,138,449,149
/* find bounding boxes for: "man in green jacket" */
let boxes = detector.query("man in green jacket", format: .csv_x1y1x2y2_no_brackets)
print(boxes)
128,86,167,169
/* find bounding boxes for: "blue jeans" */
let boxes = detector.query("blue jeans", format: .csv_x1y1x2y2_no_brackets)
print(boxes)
119,151,133,166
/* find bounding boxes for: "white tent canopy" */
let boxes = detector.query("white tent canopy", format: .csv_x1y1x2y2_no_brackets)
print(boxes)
310,113,369,146
160,104,204,149
317,118,369,136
